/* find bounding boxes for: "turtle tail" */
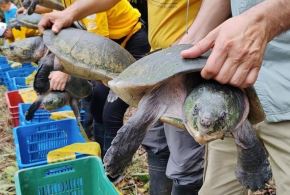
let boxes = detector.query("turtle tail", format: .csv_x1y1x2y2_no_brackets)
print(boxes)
25,99,42,121
232,120,272,191
104,86,168,178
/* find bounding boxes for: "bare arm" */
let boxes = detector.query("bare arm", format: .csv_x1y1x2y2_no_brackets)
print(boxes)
179,0,231,44
181,0,290,88
35,5,52,14
38,0,120,33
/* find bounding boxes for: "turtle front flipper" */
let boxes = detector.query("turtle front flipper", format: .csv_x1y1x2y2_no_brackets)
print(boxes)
231,120,272,191
104,87,168,178
34,53,55,94
25,96,43,120
26,0,39,15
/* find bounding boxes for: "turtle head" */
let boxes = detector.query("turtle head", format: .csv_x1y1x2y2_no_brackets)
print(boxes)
184,82,243,144
42,92,68,110
0,36,46,63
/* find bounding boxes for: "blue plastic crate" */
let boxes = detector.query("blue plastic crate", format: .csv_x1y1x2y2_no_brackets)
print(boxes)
19,103,86,126
0,56,7,64
11,77,28,90
5,67,36,90
13,119,86,169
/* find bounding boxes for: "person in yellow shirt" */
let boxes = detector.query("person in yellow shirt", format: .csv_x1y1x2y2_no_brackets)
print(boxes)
0,22,40,43
38,1,203,195
39,0,150,161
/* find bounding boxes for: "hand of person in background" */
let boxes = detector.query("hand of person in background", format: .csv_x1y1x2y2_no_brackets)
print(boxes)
17,7,27,14
49,71,70,91
181,13,269,88
38,10,73,33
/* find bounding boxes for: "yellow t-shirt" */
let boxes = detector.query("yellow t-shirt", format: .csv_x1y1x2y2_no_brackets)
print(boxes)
148,0,201,50
62,0,141,40
8,27,40,43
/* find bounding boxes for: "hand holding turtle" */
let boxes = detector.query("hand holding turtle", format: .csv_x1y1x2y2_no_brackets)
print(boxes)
181,13,269,88
17,7,27,15
38,10,73,33
49,71,70,91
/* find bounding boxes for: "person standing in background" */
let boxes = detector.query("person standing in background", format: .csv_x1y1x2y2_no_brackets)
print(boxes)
0,0,17,23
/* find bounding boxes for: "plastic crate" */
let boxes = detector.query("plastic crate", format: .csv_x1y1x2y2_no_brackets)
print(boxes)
5,90,24,127
0,56,7,64
5,90,23,114
19,103,86,126
13,119,86,169
15,156,119,195
11,77,28,90
5,67,36,90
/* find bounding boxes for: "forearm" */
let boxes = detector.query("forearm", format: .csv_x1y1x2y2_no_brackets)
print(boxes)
64,0,120,21
243,0,290,41
179,0,231,44
35,5,52,14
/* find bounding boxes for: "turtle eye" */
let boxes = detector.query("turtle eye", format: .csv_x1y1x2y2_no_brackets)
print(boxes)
219,111,227,120
192,104,199,115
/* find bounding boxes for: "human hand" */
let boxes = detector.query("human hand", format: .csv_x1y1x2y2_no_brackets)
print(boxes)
48,71,70,91
17,7,27,14
38,10,73,33
181,14,269,88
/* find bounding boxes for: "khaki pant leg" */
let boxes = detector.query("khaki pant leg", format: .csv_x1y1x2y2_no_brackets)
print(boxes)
199,137,248,195
256,121,290,195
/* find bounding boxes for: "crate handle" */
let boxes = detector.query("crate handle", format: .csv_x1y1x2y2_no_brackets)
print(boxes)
44,165,75,177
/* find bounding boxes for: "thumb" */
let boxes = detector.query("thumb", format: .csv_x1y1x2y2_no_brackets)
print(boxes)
180,27,219,58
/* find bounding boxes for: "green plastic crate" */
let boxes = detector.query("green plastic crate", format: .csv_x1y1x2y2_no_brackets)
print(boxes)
15,156,119,195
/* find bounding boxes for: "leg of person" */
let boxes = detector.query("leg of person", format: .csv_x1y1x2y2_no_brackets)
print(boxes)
256,121,290,195
80,95,94,138
125,24,150,60
164,124,204,195
90,81,109,149
199,137,248,195
102,97,129,154
143,123,173,195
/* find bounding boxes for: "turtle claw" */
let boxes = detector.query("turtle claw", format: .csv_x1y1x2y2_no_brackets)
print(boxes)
107,90,118,103
235,160,272,191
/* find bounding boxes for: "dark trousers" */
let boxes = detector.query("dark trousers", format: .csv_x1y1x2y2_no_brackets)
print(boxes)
92,25,150,154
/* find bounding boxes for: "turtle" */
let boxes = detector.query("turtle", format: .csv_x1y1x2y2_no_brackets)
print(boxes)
0,27,135,120
42,28,136,84
8,13,42,30
25,52,92,126
0,36,46,63
23,0,64,15
102,44,271,191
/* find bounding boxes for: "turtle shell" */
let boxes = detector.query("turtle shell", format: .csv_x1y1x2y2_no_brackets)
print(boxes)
43,28,136,84
16,13,42,29
65,76,92,99
109,44,265,124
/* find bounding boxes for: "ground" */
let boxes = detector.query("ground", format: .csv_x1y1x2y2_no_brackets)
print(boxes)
0,86,275,195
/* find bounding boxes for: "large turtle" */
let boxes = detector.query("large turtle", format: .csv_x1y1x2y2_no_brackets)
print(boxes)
9,13,41,30
23,0,64,15
42,28,136,84
102,44,271,191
